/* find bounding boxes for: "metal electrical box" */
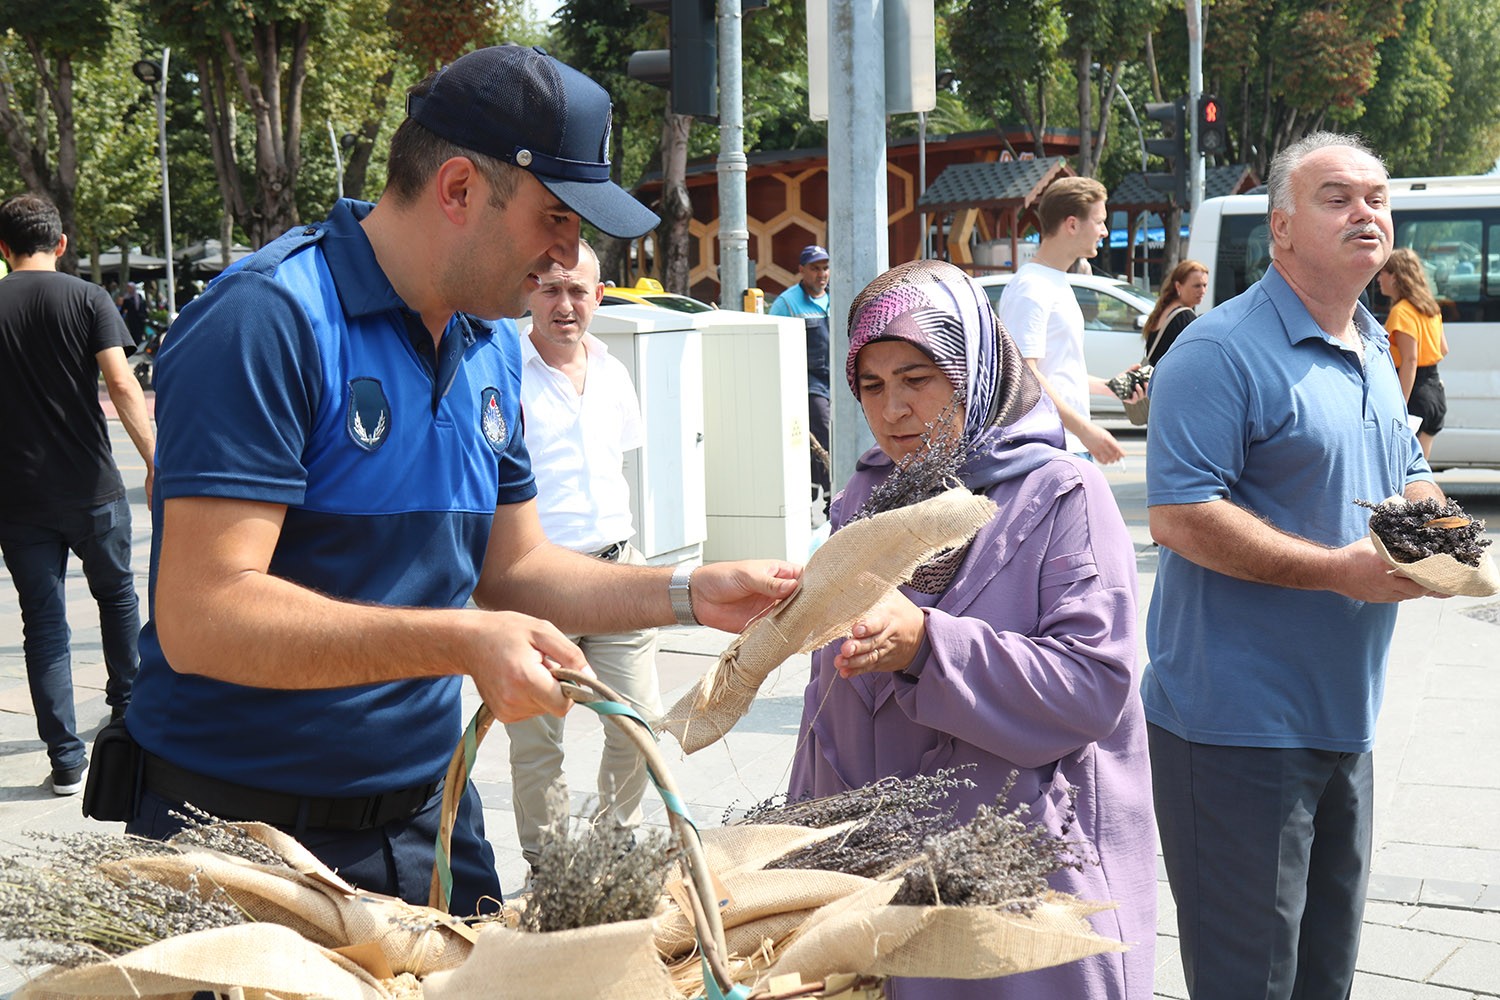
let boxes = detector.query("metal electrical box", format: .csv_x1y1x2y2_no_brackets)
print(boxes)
693,310,811,563
532,304,708,568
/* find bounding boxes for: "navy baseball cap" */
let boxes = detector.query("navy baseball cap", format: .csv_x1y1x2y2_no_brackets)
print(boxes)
801,245,830,265
406,44,659,240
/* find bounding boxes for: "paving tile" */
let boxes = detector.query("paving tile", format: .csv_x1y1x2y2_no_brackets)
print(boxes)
1151,935,1188,999
1478,884,1500,912
1401,735,1500,788
1356,923,1464,981
1417,697,1500,738
1350,971,1485,998
1371,872,1427,904
1365,899,1422,927
1407,907,1500,944
1423,879,1489,908
1381,786,1500,850
1376,844,1500,887
1428,938,1500,993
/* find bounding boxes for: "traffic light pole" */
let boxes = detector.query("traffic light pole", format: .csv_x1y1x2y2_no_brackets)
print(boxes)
1187,0,1205,215
826,0,885,488
716,0,749,309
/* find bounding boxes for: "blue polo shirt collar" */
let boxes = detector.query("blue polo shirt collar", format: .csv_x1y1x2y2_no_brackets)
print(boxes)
318,198,490,351
1264,263,1389,359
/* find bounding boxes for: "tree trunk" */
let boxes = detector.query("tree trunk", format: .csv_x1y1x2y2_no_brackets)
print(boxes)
343,67,395,201
198,52,253,243
659,111,694,295
1075,47,1094,176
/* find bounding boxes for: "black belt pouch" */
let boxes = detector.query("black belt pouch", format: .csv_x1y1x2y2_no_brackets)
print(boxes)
82,718,143,822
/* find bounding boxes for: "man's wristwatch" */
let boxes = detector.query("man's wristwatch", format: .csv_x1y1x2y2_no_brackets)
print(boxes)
669,565,698,626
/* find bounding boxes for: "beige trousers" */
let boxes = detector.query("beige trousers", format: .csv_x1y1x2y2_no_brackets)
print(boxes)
504,542,663,865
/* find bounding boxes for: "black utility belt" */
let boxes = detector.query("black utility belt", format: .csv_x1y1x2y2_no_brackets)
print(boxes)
142,752,443,832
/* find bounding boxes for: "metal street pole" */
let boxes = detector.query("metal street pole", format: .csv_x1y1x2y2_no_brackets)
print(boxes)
716,0,749,309
1187,0,1205,215
917,109,927,258
328,121,345,202
155,48,176,322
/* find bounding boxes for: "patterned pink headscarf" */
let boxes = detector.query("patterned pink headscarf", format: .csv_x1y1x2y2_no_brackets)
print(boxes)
846,259,1040,444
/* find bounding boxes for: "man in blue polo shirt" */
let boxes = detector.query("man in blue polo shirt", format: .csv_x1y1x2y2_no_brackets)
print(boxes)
110,45,799,916
1145,133,1443,997
770,244,832,506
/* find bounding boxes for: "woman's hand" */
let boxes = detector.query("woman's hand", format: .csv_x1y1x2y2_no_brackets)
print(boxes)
833,589,926,678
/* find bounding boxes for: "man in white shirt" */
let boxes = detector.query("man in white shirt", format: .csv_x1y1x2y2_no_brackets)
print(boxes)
997,176,1133,463
508,240,661,868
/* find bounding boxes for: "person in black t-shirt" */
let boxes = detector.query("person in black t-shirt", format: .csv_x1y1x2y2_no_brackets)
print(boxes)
0,194,156,796
116,281,149,347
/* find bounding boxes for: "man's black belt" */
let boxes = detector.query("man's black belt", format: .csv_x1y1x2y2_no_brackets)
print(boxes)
594,540,627,561
142,752,443,832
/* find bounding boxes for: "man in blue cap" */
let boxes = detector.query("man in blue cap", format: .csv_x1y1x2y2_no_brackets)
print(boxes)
109,45,799,915
770,244,832,508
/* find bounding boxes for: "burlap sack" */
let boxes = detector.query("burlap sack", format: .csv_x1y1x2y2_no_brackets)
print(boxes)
655,868,874,957
659,488,997,753
763,880,1126,984
12,923,393,1000
1370,530,1500,597
104,823,472,976
698,823,855,876
423,918,674,1000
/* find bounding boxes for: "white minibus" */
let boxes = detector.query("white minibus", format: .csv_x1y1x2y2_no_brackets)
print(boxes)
1186,179,1500,469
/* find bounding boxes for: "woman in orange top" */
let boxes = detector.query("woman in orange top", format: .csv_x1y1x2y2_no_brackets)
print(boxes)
1378,248,1448,459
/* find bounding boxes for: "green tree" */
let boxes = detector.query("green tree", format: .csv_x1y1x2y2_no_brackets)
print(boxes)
950,0,1066,157
1061,0,1168,178
1425,0,1500,174
0,0,114,270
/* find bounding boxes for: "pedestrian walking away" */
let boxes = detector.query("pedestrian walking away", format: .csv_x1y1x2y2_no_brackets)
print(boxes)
1144,132,1444,999
111,44,799,918
0,194,156,796
995,177,1142,464
507,239,664,876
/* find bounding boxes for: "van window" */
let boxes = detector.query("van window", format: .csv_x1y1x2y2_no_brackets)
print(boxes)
1215,215,1272,305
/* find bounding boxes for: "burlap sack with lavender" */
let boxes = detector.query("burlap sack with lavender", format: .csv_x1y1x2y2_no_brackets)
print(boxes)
13,922,401,1000
761,880,1124,985
422,919,672,1000
1359,496,1500,597
103,823,473,977
659,487,997,753
654,868,875,958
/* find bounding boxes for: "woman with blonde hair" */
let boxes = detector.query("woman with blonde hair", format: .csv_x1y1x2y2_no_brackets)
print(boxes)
1142,259,1209,366
1378,247,1448,458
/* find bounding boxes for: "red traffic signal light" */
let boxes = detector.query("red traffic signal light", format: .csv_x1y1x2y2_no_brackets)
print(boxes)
1198,94,1228,158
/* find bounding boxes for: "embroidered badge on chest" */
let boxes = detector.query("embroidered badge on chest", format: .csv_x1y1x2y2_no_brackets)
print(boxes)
480,387,509,453
347,377,391,452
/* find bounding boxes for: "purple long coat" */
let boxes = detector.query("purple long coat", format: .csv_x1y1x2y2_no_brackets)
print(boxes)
788,415,1156,1000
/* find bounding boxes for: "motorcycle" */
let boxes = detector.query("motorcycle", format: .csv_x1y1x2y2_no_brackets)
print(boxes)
130,322,165,390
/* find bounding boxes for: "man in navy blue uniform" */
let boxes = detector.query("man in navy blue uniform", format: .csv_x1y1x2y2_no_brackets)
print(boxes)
116,45,799,915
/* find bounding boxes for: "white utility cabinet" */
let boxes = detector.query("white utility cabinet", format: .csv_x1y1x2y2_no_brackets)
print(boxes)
530,305,708,567
693,310,811,563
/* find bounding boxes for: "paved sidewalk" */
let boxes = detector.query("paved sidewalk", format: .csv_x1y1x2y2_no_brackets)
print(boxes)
1,425,1498,995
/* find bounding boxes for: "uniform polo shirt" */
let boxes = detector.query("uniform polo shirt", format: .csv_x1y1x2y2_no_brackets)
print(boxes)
1142,265,1431,753
129,199,536,795
770,282,832,398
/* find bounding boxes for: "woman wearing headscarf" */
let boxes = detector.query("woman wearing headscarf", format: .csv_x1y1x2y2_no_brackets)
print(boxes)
788,260,1155,1000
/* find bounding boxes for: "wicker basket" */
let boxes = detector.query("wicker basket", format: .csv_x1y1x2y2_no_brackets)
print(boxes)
427,670,883,1000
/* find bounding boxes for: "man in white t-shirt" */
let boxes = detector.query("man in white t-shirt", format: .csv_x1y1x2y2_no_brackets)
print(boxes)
508,240,661,870
997,176,1135,462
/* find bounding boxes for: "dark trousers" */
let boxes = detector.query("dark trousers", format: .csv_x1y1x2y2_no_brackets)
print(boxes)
0,496,140,770
128,778,503,917
809,392,831,498
1149,724,1373,1000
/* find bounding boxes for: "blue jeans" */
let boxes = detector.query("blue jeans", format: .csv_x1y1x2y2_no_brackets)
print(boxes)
0,496,140,770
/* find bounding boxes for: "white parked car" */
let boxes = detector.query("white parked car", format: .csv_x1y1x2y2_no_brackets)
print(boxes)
975,271,1155,418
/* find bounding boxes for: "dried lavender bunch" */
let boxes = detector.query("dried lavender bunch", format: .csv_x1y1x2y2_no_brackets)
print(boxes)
890,777,1090,913
732,769,975,878
520,792,681,934
165,805,295,870
849,391,971,523
735,767,975,829
0,833,245,968
1356,497,1491,567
